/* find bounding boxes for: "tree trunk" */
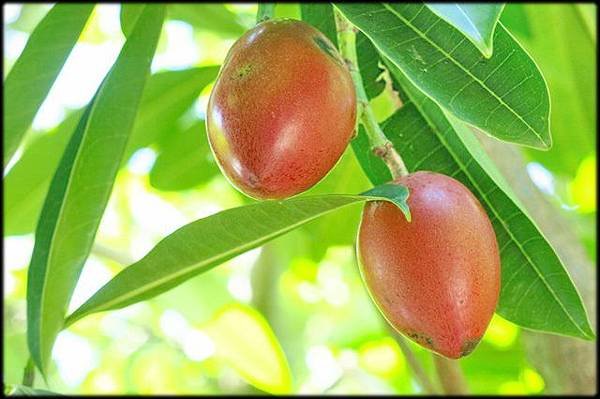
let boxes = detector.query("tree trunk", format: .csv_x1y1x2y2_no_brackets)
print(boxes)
476,133,597,394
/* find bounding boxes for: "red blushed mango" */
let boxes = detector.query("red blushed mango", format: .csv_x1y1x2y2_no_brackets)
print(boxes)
357,171,501,359
206,19,356,200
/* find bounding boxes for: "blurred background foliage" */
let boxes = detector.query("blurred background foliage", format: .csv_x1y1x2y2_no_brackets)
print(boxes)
3,3,596,395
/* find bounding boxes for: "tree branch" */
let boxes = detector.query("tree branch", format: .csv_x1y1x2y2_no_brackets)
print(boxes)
334,9,408,179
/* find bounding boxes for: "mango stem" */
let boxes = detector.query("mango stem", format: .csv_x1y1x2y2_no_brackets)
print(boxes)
334,8,408,179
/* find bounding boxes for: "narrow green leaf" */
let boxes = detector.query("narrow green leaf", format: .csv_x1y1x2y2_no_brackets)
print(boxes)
120,4,145,37
206,304,292,394
64,188,409,327
335,3,551,149
425,3,505,57
149,121,219,191
3,4,94,168
26,5,165,374
355,49,593,338
4,67,217,236
4,111,83,236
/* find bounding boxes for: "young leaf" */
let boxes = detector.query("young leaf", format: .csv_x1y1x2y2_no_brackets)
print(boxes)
26,5,165,374
64,188,409,327
3,4,94,168
206,304,292,394
335,3,551,149
425,3,505,58
354,48,593,339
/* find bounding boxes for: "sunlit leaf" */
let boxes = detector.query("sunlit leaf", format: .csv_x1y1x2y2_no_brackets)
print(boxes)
64,187,409,327
206,304,292,394
167,4,247,37
4,111,83,236
502,4,595,177
120,4,145,38
335,3,551,149
26,5,165,374
4,4,94,168
425,3,505,57
568,156,596,214
4,67,217,236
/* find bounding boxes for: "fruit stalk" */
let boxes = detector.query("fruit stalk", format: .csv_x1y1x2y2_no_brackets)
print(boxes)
334,9,408,179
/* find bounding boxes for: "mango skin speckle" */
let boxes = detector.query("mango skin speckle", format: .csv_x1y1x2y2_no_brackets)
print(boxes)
207,19,356,200
358,171,501,359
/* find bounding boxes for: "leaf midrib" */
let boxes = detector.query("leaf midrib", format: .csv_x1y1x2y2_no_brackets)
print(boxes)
405,88,587,337
37,89,99,365
66,196,368,324
379,3,546,145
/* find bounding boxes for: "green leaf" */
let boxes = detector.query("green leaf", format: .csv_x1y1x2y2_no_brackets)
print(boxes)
362,55,593,339
120,4,145,37
300,3,338,46
503,4,596,177
125,66,219,160
149,121,219,191
64,188,409,327
26,5,165,375
4,111,83,236
5,385,61,396
301,148,373,260
357,32,386,100
167,4,247,37
206,304,292,394
3,4,94,168
4,67,217,236
425,3,505,58
335,3,551,149
257,4,276,24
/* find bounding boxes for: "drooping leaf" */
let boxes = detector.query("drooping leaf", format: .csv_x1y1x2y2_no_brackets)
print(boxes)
335,3,551,149
149,121,219,191
26,5,165,374
64,187,409,327
4,111,83,236
3,4,94,168
353,44,593,338
206,304,292,394
425,3,505,57
4,67,217,236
